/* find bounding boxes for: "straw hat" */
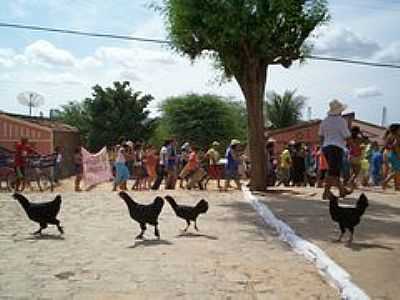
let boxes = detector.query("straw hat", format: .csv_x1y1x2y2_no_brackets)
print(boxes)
230,139,241,146
212,141,220,147
181,142,190,150
328,99,347,115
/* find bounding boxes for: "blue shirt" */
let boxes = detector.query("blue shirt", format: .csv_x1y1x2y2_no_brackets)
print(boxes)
388,151,400,172
371,151,383,173
225,147,239,170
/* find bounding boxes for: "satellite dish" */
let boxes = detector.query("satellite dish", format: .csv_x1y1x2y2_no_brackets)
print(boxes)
17,91,45,116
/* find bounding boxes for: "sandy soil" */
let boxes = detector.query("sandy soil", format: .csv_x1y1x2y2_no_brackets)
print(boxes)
255,186,400,300
0,182,338,299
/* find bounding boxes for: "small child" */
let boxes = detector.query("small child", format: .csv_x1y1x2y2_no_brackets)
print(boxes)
73,147,83,192
371,149,383,186
360,158,370,186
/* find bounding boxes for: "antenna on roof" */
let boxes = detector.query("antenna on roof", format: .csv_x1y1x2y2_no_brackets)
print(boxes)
381,106,387,127
17,91,45,116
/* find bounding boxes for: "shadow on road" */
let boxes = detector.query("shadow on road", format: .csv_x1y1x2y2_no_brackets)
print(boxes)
24,233,65,241
176,232,218,240
128,239,173,248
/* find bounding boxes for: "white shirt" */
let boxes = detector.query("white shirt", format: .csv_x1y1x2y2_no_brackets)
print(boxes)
319,115,351,150
115,148,126,163
159,146,168,165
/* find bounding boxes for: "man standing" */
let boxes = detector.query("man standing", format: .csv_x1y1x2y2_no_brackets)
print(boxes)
14,137,35,192
319,99,352,199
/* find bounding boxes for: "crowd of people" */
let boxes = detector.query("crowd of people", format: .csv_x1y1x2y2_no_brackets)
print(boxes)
269,100,400,195
106,137,246,193
7,99,398,196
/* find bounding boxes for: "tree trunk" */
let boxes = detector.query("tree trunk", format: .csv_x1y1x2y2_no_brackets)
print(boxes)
236,62,268,191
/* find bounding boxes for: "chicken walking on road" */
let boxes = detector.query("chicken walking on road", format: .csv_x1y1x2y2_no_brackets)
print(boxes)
13,193,64,235
328,191,369,245
118,191,164,240
165,195,208,232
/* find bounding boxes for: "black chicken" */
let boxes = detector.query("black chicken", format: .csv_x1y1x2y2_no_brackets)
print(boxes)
328,191,369,245
118,191,164,240
13,193,64,235
165,195,208,232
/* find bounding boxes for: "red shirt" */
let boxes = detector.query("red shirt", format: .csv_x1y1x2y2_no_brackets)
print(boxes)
187,151,199,171
15,143,34,167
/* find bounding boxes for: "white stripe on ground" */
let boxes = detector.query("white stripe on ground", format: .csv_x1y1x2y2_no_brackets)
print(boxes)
242,187,369,300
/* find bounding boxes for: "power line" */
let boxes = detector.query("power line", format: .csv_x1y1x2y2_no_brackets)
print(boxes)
0,22,169,44
306,55,400,69
1,22,400,69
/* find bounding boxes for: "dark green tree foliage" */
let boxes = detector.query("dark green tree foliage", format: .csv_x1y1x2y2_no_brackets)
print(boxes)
266,90,306,129
159,0,329,190
57,101,90,144
59,81,155,151
160,94,247,149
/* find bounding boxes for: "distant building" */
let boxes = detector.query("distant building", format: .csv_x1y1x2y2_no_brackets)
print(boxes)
265,113,387,154
0,112,80,177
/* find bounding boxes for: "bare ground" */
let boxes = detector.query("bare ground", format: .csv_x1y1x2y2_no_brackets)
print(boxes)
0,182,338,300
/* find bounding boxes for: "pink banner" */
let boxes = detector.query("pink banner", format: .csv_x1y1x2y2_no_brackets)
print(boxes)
82,147,112,187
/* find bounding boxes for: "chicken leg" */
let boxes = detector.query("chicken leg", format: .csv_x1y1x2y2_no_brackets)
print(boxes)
337,224,345,242
347,228,354,245
136,223,146,240
154,224,160,240
33,223,47,235
194,220,199,231
183,220,190,232
51,219,64,234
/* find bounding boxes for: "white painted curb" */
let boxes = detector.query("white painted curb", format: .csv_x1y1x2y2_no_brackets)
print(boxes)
242,187,369,300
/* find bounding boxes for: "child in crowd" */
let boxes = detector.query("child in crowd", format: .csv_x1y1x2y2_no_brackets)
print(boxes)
360,146,370,186
278,146,292,186
74,147,83,192
144,145,158,189
112,143,130,191
348,126,364,187
132,143,146,190
371,148,383,186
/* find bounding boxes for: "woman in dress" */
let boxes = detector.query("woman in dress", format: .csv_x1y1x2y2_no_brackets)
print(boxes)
112,143,130,191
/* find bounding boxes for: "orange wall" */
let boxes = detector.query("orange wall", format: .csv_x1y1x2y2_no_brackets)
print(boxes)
269,124,321,154
0,116,52,154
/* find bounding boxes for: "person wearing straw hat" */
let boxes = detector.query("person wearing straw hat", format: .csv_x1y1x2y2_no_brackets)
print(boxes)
206,141,222,189
319,99,352,199
223,139,242,191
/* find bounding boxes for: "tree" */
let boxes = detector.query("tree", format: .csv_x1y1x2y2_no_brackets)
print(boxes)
57,101,90,144
158,93,247,149
265,90,306,129
159,0,329,190
59,81,156,151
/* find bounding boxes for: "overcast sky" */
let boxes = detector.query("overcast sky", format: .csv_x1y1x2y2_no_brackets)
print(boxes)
0,0,399,125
